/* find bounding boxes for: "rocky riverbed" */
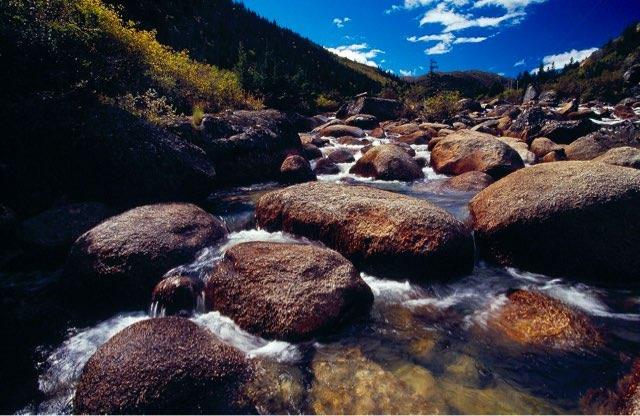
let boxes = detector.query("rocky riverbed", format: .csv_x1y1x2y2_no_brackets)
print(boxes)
3,95,640,414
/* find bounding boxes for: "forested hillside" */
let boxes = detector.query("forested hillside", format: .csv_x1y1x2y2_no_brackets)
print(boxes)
107,0,398,111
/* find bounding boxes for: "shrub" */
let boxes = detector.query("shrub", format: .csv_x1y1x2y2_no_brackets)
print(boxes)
420,91,462,122
315,94,339,112
109,89,181,125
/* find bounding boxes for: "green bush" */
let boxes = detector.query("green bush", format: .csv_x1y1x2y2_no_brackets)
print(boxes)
420,91,462,122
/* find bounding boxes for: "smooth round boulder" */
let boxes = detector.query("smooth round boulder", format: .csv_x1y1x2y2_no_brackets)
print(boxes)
280,155,317,184
318,124,365,138
151,275,205,317
345,114,378,130
566,122,640,160
489,290,602,349
441,171,495,193
530,137,562,159
256,182,474,281
73,317,253,414
431,130,524,179
65,203,227,313
327,148,356,164
593,146,640,169
397,130,431,145
314,158,341,175
469,162,640,284
301,143,322,160
205,242,373,341
349,144,424,181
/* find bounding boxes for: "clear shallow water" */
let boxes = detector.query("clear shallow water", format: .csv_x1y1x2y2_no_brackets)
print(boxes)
28,135,640,414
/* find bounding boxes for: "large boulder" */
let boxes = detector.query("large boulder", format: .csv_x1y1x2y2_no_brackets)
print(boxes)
430,130,524,179
593,146,640,169
151,275,205,317
489,290,602,349
256,182,474,280
566,122,640,160
537,90,558,107
205,242,373,341
280,155,316,184
457,98,482,113
522,85,539,104
349,144,424,181
73,317,254,414
327,148,356,164
530,137,563,159
173,109,301,186
65,203,227,313
507,106,547,140
440,171,495,193
314,158,341,175
469,162,640,284
581,358,640,415
341,97,403,121
19,202,112,256
537,119,597,144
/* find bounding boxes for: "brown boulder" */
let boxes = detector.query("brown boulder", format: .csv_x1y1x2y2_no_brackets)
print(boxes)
314,158,341,175
255,182,474,281
336,136,366,146
489,290,602,349
370,127,386,138
566,122,640,160
541,149,567,163
301,143,322,160
441,171,495,193
614,104,638,120
318,124,365,138
581,358,640,415
205,242,373,341
469,162,640,284
349,144,424,181
327,148,356,164
151,275,204,317
386,123,420,136
530,137,563,159
280,155,316,184
431,130,524,179
396,130,431,145
345,114,378,130
65,203,227,313
593,146,640,169
73,317,253,414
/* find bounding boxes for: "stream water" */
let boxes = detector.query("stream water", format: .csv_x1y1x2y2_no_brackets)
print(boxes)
23,131,640,414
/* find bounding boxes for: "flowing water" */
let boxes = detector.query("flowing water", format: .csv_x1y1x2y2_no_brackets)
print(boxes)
24,132,640,414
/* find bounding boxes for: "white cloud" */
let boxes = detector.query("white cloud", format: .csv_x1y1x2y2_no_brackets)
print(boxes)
426,41,453,55
332,17,351,28
407,32,488,55
531,47,598,73
325,43,385,67
419,4,523,32
473,0,547,12
400,69,415,76
514,58,525,67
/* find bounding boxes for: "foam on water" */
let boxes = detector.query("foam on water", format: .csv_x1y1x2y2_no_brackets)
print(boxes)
193,312,302,363
361,273,422,303
37,312,147,414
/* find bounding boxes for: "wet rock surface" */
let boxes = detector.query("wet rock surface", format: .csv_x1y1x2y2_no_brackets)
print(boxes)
65,203,227,313
489,290,602,349
349,144,424,181
256,181,474,280
73,317,254,414
470,162,640,285
205,241,373,341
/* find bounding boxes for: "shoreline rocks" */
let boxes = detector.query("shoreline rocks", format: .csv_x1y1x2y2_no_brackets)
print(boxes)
255,182,474,281
469,162,640,285
65,203,227,313
349,144,424,181
205,242,373,341
73,317,254,414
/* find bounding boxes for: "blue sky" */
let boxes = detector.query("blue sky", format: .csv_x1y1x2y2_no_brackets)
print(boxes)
237,0,640,77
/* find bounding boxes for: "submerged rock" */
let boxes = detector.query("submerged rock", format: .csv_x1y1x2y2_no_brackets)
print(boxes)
151,275,204,317
256,182,474,281
469,162,640,285
280,155,316,184
73,317,254,414
593,146,640,169
441,171,495,193
310,346,447,414
581,358,640,415
349,144,424,181
65,203,227,313
489,290,602,349
430,130,524,179
205,242,373,341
